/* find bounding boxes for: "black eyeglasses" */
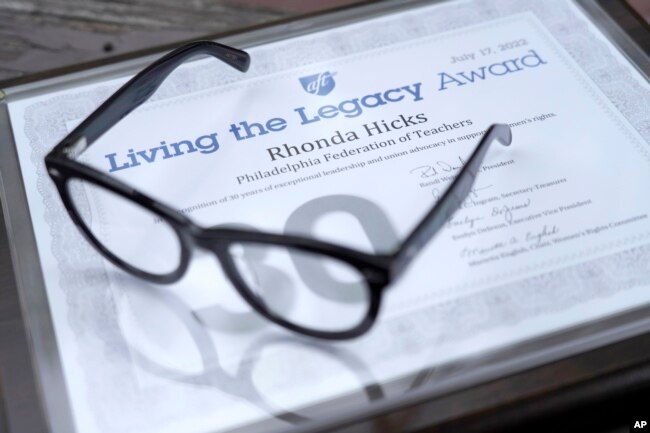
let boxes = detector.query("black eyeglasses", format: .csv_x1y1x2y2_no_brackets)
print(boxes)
45,40,512,340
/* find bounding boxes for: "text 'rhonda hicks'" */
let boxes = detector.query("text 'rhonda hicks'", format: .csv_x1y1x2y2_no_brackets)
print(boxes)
101,48,548,173
265,113,429,161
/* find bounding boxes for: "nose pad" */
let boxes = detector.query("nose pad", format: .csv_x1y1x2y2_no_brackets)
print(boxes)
230,244,263,295
187,248,270,333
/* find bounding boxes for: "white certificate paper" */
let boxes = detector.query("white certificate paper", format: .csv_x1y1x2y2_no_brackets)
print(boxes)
6,0,650,432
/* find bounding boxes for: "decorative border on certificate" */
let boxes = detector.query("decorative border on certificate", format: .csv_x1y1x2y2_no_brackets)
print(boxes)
13,1,650,432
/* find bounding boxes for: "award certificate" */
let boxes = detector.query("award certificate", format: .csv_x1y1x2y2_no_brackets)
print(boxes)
5,0,650,432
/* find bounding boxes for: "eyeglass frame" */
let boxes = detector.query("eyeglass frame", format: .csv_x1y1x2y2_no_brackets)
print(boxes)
44,40,512,340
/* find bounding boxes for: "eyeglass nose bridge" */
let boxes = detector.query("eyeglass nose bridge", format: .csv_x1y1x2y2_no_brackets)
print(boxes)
189,226,256,252
188,225,393,286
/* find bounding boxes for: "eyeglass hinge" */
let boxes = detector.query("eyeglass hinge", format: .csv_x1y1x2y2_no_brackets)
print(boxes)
364,255,392,285
63,136,88,159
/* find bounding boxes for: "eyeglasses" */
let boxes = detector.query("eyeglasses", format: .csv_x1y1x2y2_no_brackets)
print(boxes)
45,40,512,340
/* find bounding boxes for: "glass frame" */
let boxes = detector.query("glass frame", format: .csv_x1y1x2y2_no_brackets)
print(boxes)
44,40,512,340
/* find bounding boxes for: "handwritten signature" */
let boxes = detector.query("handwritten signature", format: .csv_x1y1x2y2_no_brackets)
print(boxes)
432,183,494,209
460,241,506,258
526,224,559,245
491,198,531,224
409,156,468,178
447,214,485,229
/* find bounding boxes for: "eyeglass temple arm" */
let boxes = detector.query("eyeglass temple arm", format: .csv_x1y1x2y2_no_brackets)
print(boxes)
390,124,512,279
53,41,250,158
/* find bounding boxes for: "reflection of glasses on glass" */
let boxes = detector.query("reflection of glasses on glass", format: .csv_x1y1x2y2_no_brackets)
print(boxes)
45,41,512,340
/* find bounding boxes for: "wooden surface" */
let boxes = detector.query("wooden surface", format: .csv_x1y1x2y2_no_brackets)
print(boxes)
0,0,364,84
0,1,649,433
628,0,650,24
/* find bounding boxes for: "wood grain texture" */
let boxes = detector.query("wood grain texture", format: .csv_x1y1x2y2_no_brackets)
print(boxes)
0,1,275,81
627,0,650,24
0,0,365,83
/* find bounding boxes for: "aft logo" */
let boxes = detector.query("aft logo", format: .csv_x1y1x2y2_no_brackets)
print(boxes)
299,71,336,96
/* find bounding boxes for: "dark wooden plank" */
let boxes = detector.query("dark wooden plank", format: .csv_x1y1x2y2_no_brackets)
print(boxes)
0,0,366,83
0,2,279,81
627,0,650,24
